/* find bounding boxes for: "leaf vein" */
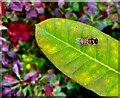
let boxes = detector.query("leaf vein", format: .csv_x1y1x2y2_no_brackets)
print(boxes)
71,59,91,75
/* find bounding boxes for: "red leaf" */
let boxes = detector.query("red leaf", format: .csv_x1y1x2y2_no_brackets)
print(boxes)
43,84,53,96
3,74,18,83
0,2,5,15
78,6,88,17
7,21,33,46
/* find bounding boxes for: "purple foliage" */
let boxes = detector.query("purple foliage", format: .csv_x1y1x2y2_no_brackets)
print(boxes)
106,6,110,15
65,12,73,18
1,87,17,97
2,87,11,97
8,2,23,11
34,0,42,8
43,84,53,93
1,45,9,52
95,22,105,30
21,2,31,7
87,2,96,8
26,8,38,19
12,57,23,76
42,73,54,82
24,70,39,82
0,37,8,52
78,15,90,23
0,37,6,45
37,7,45,14
7,51,16,58
54,8,64,18
87,2,97,15
3,74,18,83
118,7,120,14
58,0,65,8
87,7,96,15
2,55,9,67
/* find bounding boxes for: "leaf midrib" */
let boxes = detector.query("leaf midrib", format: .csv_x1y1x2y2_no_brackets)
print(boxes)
39,27,119,75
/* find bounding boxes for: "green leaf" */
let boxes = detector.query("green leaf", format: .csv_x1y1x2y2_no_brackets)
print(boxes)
18,40,26,46
72,2,80,12
53,92,66,96
22,86,28,96
28,85,33,96
66,80,75,90
54,86,61,93
35,18,119,96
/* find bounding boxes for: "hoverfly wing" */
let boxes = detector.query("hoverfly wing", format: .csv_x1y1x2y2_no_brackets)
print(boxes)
76,38,81,44
76,38,88,44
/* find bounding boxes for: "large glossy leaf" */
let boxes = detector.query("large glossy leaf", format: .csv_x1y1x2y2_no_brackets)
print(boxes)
35,18,119,96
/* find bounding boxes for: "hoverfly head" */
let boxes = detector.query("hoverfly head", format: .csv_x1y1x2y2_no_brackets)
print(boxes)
94,38,98,44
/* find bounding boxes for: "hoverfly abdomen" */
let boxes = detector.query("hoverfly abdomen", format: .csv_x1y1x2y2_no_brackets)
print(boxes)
76,38,89,44
76,38,98,45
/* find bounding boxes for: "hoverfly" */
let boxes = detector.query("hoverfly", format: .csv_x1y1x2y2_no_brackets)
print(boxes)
76,38,98,45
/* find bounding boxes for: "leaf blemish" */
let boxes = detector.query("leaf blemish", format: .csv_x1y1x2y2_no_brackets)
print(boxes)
84,83,87,86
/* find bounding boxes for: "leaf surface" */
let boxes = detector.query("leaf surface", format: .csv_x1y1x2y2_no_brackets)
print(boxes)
35,18,119,96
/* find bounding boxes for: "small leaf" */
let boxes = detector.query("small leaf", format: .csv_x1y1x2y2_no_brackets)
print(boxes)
2,81,18,86
65,12,78,20
0,68,8,73
28,85,33,96
23,70,39,82
17,87,24,96
1,45,9,52
12,57,23,79
66,80,74,90
7,51,16,58
54,8,64,18
2,87,11,97
53,92,66,96
3,74,18,83
22,86,28,96
40,73,54,83
43,84,53,96
2,55,9,67
54,86,61,93
72,2,80,12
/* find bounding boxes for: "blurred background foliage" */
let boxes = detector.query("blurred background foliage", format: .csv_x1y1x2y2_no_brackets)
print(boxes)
0,1,120,98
